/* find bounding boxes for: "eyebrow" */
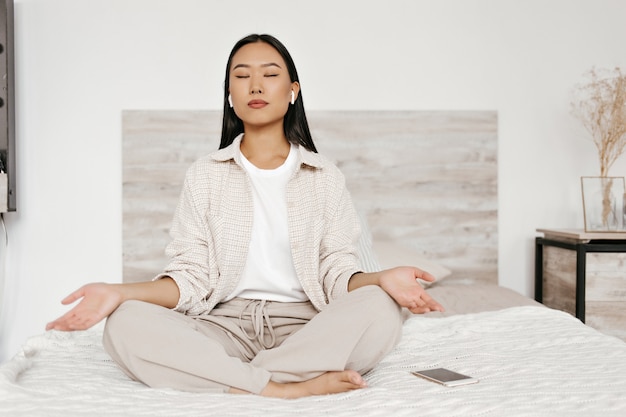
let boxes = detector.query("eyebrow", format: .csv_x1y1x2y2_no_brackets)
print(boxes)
232,62,283,70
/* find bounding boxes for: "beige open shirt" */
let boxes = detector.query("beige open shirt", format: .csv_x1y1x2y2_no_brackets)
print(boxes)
154,135,362,315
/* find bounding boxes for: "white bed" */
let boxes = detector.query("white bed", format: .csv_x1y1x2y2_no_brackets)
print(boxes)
2,111,626,416
2,302,626,417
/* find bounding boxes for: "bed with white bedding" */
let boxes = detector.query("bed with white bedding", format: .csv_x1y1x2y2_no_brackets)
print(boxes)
2,297,626,417
2,111,626,416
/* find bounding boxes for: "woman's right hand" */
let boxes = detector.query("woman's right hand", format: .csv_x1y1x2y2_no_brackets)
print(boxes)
46,283,125,332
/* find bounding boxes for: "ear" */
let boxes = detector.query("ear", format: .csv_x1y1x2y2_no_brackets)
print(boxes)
290,81,300,102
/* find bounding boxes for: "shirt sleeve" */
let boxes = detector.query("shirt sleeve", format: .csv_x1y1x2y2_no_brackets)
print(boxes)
317,174,362,303
153,164,214,314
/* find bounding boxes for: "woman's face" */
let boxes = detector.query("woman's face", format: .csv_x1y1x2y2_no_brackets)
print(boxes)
228,41,299,130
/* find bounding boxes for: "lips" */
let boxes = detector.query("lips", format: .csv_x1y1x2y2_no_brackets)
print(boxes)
248,99,268,109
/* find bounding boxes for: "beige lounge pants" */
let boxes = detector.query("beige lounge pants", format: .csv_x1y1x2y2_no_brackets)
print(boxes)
102,285,403,394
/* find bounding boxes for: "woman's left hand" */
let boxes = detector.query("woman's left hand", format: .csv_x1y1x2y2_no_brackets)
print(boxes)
377,267,445,314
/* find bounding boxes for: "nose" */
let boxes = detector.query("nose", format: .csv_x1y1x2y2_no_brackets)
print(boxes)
250,74,263,95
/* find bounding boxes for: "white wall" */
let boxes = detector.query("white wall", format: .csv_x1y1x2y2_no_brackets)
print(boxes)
1,0,625,362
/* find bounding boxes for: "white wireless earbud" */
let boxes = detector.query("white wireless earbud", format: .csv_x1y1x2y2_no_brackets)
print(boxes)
290,91,295,105
228,94,233,108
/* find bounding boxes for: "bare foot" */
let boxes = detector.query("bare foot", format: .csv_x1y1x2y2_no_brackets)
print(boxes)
229,370,367,399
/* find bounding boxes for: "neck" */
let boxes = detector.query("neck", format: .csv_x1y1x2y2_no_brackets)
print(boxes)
240,127,291,170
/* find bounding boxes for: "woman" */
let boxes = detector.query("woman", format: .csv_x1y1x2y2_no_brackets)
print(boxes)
46,34,443,398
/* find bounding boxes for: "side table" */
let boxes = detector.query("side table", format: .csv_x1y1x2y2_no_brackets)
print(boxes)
535,228,626,341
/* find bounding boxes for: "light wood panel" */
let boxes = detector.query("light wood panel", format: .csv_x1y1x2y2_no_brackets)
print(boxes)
586,252,626,340
542,245,577,316
122,110,498,284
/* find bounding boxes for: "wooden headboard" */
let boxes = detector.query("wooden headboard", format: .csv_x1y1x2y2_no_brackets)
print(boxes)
122,111,497,285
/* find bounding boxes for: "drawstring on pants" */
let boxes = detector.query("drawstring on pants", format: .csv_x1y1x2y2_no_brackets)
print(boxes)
238,299,277,349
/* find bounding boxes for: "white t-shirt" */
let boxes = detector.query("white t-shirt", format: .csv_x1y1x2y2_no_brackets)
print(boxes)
225,143,308,302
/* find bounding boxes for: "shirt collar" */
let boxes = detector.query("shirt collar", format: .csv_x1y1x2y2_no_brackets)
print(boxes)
211,133,324,169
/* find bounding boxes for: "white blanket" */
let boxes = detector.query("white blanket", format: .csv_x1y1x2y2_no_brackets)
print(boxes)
2,306,626,417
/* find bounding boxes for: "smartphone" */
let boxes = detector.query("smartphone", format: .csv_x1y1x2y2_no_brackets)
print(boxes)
412,368,479,387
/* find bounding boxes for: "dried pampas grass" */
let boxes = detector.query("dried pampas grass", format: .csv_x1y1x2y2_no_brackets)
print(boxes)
571,67,626,177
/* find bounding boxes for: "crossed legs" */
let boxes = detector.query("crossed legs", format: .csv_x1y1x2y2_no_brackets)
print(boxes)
103,286,403,397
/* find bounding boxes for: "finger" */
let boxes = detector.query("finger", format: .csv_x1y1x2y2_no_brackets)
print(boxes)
45,321,59,331
413,268,436,282
61,287,86,305
409,291,444,314
403,296,428,312
397,292,422,309
73,312,100,330
68,321,88,331
412,296,428,308
46,309,82,331
46,314,71,331
418,290,443,308
46,319,72,331
429,301,445,312
409,305,431,314
423,296,444,312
